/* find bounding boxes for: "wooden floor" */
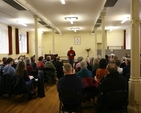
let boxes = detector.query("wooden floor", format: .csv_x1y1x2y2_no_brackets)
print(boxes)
0,84,97,113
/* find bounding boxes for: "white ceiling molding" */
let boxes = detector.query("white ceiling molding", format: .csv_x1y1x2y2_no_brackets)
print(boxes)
91,0,107,32
15,0,62,34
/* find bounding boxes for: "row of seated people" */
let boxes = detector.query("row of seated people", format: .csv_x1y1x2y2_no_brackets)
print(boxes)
57,57,128,112
74,55,130,82
0,57,45,100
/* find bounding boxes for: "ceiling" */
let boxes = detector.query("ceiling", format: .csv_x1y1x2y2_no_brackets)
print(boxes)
0,0,140,34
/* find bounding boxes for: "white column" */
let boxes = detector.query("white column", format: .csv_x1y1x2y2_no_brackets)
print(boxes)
52,29,55,54
128,0,141,113
101,12,106,58
105,30,107,49
34,15,38,62
94,28,98,58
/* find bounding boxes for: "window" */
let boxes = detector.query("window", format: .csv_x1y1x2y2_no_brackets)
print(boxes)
19,32,27,53
126,28,131,49
0,24,8,54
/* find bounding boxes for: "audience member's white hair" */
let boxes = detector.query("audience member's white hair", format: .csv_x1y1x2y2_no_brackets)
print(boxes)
80,60,87,68
97,55,102,60
78,56,83,62
20,57,24,61
122,57,127,61
110,53,115,56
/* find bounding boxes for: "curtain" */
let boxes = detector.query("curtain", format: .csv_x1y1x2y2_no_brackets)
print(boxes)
15,28,19,54
26,32,29,54
8,26,12,55
124,30,126,49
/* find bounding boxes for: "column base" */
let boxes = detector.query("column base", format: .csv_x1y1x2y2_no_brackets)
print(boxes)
128,105,141,113
128,79,141,113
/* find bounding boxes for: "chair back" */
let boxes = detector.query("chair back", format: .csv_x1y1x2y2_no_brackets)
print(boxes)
59,90,82,105
82,77,98,88
32,69,38,78
1,74,13,96
13,76,29,94
105,90,128,111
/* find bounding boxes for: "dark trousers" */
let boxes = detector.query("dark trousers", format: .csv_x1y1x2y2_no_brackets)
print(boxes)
69,59,74,68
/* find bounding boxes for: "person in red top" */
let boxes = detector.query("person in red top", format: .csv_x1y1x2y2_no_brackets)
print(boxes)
67,47,76,67
25,58,33,75
36,56,44,70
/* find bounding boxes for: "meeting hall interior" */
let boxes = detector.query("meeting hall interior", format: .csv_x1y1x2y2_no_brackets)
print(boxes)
0,0,141,113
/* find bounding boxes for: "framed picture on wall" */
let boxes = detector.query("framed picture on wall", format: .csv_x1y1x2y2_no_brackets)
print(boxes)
74,37,81,45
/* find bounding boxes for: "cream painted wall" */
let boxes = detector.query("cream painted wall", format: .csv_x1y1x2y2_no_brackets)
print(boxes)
43,32,96,58
28,31,43,57
96,30,124,48
107,30,124,47
43,31,124,59
0,22,125,60
97,31,102,43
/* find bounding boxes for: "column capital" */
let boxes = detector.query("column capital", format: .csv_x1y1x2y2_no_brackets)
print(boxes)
33,15,38,18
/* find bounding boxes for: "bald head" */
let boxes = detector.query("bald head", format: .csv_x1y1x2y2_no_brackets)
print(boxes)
56,56,60,60
107,63,117,73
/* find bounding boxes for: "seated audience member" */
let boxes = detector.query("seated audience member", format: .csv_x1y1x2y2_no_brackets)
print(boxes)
30,56,36,69
120,57,127,68
0,57,7,76
96,59,109,83
12,59,18,69
15,61,36,98
25,59,33,75
113,56,118,61
125,53,130,58
97,55,102,61
105,55,109,63
122,58,130,81
76,60,92,78
92,58,99,77
57,63,84,94
44,56,56,71
44,56,56,82
90,57,94,66
0,57,7,66
75,56,83,72
19,56,25,61
54,56,64,79
96,62,127,112
36,56,44,70
115,59,123,74
3,57,15,76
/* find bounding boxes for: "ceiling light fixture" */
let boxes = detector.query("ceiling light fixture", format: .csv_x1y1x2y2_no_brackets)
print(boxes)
109,28,114,32
60,0,65,4
121,17,129,24
17,20,27,26
65,17,78,24
70,28,79,32
70,21,73,24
